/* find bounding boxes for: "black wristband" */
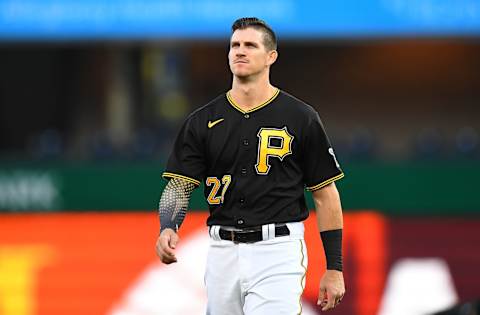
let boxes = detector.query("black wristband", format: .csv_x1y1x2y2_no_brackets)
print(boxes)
320,229,343,272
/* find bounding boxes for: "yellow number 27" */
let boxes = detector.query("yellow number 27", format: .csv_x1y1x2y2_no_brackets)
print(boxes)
206,175,232,205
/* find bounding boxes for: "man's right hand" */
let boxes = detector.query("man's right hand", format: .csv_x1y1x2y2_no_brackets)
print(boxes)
156,228,179,264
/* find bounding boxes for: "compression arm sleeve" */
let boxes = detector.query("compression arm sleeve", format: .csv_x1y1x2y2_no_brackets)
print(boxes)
320,229,343,272
158,178,196,233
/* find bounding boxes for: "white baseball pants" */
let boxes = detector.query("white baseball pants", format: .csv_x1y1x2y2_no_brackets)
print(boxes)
205,222,308,315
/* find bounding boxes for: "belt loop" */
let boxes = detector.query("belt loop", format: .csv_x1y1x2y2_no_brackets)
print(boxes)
261,224,269,241
262,223,276,241
211,226,222,241
215,226,222,241
268,223,276,240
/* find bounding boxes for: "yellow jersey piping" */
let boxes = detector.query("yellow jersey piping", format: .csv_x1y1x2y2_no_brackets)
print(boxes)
226,88,280,114
306,173,345,191
162,172,201,186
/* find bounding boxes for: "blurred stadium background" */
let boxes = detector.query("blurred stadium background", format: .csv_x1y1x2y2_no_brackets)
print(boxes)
1,1,479,314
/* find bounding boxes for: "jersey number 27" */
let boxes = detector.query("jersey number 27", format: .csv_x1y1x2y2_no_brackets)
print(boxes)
206,175,231,205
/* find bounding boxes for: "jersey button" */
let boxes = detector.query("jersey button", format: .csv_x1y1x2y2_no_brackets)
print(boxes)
237,219,244,225
244,114,250,119
241,168,247,175
243,139,249,146
239,197,245,203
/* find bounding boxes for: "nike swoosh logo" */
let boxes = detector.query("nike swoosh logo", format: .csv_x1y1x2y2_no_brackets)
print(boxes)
208,118,224,129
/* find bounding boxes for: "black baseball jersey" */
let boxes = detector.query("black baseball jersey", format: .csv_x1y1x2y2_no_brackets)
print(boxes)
163,88,344,228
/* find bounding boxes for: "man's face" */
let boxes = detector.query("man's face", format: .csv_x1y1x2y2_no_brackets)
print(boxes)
228,28,276,78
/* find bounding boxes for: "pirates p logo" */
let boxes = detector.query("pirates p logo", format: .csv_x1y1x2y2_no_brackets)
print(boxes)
255,127,294,175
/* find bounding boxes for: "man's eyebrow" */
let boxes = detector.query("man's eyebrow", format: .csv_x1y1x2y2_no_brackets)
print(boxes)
230,40,259,46
244,41,259,46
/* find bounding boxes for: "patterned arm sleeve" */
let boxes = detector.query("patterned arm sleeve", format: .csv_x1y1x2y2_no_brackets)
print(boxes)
158,178,196,233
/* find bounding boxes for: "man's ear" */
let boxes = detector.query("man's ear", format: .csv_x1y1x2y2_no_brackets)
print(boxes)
267,50,278,66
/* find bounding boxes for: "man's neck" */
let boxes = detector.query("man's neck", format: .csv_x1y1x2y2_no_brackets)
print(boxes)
230,75,276,111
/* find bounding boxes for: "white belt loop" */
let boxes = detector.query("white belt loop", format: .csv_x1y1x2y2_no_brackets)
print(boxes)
262,223,276,241
268,223,276,240
261,224,269,241
210,225,222,241
215,226,222,241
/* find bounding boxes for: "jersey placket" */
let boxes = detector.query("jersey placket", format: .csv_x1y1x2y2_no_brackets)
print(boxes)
234,110,254,227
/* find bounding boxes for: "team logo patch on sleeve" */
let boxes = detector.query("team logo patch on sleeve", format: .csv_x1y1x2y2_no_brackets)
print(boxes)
328,147,340,168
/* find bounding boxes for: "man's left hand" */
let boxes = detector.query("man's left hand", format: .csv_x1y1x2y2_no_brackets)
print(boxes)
318,269,345,311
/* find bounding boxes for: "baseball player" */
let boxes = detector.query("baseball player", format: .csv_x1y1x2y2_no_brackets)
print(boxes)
156,17,345,314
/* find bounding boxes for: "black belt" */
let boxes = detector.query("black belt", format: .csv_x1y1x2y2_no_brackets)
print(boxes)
218,224,290,243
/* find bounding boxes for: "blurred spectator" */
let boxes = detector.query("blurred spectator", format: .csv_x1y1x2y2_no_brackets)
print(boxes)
346,127,377,160
455,127,479,158
29,129,64,159
414,127,445,159
89,130,116,160
130,128,158,160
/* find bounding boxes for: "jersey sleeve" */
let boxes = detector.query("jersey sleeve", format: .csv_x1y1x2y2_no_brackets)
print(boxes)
162,115,205,186
301,112,344,191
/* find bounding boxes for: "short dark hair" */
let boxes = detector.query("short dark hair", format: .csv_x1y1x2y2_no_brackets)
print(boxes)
231,17,277,51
